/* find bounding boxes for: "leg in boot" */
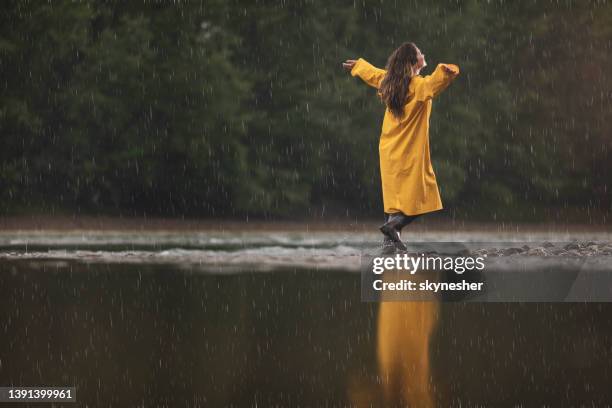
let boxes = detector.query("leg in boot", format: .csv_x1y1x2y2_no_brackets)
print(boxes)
381,212,396,254
393,214,420,251
379,213,409,251
396,214,420,231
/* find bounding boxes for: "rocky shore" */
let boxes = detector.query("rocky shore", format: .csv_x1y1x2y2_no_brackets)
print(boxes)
470,241,612,257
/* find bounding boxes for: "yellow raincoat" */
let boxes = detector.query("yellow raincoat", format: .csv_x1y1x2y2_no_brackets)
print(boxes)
351,58,459,215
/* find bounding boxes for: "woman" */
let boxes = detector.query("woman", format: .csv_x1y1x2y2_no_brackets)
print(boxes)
343,42,459,251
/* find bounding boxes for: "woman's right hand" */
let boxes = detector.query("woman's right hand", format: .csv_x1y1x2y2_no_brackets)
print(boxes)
440,64,459,75
342,59,357,72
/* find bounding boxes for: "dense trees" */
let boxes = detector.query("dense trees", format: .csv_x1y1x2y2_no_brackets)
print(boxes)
1,1,610,220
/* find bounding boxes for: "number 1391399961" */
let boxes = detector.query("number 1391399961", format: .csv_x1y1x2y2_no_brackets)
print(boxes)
0,387,76,402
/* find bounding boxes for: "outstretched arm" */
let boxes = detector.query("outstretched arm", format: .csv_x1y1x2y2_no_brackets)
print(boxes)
343,58,387,89
422,63,460,98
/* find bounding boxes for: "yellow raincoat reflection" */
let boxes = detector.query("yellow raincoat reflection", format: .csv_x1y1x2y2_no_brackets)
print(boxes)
377,269,440,407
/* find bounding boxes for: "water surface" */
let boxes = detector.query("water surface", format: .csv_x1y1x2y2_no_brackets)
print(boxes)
1,231,611,406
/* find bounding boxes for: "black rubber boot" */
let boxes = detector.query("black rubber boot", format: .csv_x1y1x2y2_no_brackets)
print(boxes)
381,237,396,254
379,213,409,251
380,213,396,254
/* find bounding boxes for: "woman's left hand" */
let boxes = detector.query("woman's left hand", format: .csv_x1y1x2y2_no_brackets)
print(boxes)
342,59,357,71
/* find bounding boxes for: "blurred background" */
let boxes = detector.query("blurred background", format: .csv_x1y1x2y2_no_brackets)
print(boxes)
1,0,610,223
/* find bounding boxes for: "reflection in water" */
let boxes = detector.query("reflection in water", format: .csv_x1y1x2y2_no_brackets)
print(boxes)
2,259,612,405
377,270,440,407
0,260,380,406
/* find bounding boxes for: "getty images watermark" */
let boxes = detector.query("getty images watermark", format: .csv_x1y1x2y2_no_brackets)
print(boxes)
369,252,485,296
361,241,612,302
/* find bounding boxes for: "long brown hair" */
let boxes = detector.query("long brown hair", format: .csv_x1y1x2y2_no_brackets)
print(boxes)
378,42,419,119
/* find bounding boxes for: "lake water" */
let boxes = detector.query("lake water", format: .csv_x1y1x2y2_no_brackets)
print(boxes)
1,230,612,406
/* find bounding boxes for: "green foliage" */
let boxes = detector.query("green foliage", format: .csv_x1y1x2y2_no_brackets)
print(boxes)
0,0,610,219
